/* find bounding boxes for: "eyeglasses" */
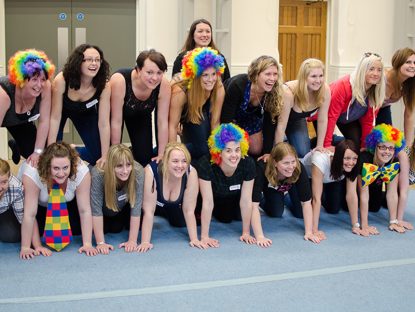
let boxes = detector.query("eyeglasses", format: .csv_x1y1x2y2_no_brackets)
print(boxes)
83,58,102,64
377,145,395,151
364,52,381,58
343,156,358,162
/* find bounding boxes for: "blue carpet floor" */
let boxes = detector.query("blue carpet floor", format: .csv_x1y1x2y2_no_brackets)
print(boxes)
1,190,414,312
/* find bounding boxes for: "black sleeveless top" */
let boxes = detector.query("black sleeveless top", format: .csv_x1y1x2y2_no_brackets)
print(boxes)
62,82,101,115
0,76,42,127
116,68,161,118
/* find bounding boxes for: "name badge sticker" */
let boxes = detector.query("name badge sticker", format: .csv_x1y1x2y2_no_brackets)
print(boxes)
156,200,165,207
28,113,40,122
86,99,98,109
118,194,127,201
229,184,241,191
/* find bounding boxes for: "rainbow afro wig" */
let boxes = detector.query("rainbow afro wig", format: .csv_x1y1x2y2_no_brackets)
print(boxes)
181,47,225,88
365,123,405,155
8,49,55,88
208,123,249,165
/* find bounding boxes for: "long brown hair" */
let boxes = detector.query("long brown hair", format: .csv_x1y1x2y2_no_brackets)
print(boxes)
265,142,301,187
180,19,219,52
390,47,415,111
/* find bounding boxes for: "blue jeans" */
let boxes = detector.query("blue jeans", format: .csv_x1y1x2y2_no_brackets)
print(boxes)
58,112,101,165
285,118,310,158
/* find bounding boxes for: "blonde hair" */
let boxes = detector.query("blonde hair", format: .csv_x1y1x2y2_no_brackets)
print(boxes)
247,55,284,122
160,142,191,182
103,144,136,212
172,75,222,124
293,58,326,111
0,159,10,177
350,53,385,109
265,142,301,187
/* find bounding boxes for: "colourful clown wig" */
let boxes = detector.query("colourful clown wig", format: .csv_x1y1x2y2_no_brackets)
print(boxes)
8,49,55,88
208,123,249,165
365,123,405,155
181,47,225,88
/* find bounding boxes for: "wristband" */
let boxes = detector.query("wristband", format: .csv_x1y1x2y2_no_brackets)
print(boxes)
34,148,44,154
352,222,360,228
389,219,399,225
97,241,105,245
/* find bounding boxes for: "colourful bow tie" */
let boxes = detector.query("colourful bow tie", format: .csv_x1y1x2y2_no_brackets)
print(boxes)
361,162,400,190
43,182,72,251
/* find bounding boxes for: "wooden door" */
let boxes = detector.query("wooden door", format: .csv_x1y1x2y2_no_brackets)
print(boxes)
278,0,327,82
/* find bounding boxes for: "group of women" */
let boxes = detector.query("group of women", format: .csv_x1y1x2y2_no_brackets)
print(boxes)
0,19,414,260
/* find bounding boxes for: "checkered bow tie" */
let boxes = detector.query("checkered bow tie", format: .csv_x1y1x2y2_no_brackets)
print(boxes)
43,182,72,251
361,162,400,188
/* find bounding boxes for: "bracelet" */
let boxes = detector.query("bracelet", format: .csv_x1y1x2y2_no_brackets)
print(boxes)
352,222,360,228
97,241,105,245
34,148,44,154
389,219,399,225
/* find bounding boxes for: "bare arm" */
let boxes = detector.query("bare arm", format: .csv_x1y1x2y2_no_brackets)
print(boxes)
168,85,186,142
75,172,97,256
110,73,126,145
138,165,157,252
239,179,254,237
404,105,414,148
275,86,294,143
48,73,65,145
182,169,205,247
155,77,171,159
0,87,11,126
96,82,111,167
27,81,52,167
20,175,42,258
210,83,225,130
316,84,331,148
199,179,219,247
311,164,324,233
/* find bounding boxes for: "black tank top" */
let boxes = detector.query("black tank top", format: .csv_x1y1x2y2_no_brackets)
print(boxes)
62,82,101,115
117,68,161,118
0,76,42,127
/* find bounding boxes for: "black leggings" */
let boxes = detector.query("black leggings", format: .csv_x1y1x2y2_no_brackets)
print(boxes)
7,122,37,159
321,180,348,214
336,120,361,150
376,106,393,125
124,113,154,167
0,209,21,243
368,182,388,212
36,199,82,236
155,203,187,228
103,205,131,233
262,186,304,219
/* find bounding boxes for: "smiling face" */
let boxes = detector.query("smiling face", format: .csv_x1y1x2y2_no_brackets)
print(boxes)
137,58,164,90
0,174,9,199
81,48,101,78
365,60,383,86
114,160,132,182
23,71,46,97
220,141,241,169
375,142,395,165
200,67,217,91
167,149,188,179
50,157,71,185
306,68,324,91
399,54,415,79
275,154,297,180
193,22,212,48
342,149,358,173
256,65,278,93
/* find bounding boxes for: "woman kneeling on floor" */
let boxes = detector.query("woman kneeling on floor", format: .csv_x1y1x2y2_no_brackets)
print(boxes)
139,142,205,251
359,124,411,235
90,144,144,254
20,142,97,259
